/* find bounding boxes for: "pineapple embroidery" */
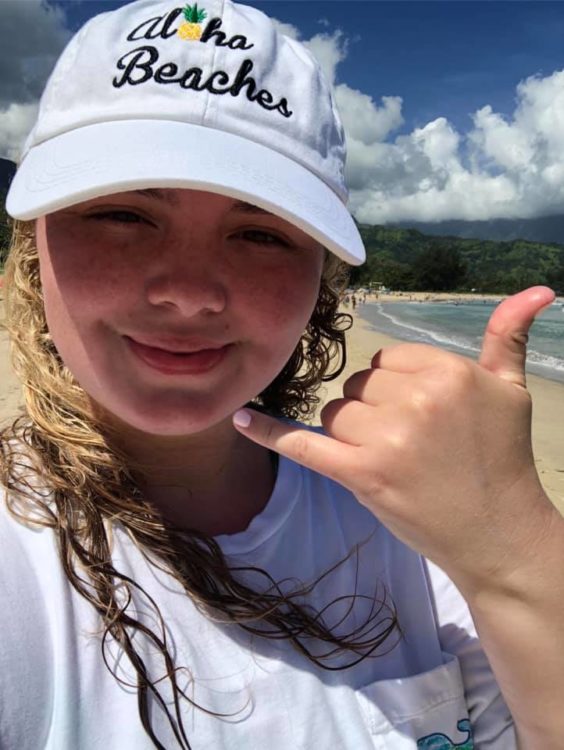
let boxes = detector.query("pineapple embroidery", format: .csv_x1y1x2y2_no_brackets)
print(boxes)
177,4,207,41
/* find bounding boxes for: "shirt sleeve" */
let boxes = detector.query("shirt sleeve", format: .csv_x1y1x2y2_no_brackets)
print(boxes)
422,557,517,749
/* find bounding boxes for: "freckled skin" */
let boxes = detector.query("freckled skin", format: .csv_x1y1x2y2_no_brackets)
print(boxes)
36,189,324,436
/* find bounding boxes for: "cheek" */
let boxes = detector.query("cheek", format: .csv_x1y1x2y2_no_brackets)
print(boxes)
237,257,322,347
39,223,140,333
44,235,128,303
38,251,96,379
37,223,132,377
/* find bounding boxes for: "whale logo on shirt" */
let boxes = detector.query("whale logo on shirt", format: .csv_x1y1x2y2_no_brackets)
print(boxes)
417,718,474,749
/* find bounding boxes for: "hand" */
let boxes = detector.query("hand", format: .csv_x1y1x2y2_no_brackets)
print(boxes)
233,286,557,594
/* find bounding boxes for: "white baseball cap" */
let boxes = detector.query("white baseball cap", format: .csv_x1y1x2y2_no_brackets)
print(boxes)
6,0,365,265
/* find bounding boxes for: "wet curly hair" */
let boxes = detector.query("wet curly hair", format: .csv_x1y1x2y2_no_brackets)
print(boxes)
0,217,399,749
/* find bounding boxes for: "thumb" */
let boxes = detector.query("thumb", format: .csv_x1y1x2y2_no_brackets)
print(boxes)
478,286,555,387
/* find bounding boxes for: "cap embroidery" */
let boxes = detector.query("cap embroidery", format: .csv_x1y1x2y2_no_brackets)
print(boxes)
126,8,254,50
199,17,253,49
114,7,292,118
177,4,207,41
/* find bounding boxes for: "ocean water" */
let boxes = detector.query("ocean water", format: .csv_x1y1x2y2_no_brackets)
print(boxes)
358,298,564,384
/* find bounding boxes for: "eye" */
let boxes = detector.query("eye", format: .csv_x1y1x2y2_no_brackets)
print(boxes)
86,209,149,225
236,229,290,247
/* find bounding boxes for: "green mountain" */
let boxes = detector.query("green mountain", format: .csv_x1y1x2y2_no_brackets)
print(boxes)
351,224,564,295
0,188,11,268
0,159,16,267
0,159,16,191
389,215,564,245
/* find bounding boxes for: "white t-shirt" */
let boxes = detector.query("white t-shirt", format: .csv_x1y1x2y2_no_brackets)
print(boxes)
0,451,516,749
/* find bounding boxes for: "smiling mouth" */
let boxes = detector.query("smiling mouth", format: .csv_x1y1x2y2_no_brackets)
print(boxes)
125,337,230,375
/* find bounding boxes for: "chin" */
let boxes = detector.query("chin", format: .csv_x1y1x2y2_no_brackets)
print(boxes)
92,389,249,437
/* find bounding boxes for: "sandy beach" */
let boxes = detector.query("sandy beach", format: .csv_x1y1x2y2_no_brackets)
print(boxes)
357,291,509,304
1,284,562,513
0,284,25,428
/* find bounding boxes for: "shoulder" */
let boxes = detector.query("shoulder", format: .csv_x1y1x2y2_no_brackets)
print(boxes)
0,455,63,625
0,444,56,559
0,480,58,605
0,485,55,748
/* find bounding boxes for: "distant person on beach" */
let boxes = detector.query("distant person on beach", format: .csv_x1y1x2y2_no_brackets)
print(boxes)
1,1,564,748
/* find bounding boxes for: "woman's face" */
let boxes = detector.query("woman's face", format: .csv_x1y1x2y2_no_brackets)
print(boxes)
36,189,325,435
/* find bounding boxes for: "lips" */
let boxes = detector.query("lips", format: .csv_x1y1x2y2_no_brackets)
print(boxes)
125,336,230,375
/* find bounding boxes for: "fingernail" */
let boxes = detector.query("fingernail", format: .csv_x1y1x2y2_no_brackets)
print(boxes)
233,409,252,428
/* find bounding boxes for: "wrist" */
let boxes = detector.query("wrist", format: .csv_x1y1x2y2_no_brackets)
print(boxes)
453,491,564,607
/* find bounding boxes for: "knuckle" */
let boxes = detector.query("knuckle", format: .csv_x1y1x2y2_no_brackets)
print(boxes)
319,399,342,425
444,356,472,379
264,419,279,445
355,465,389,501
433,357,475,396
290,432,311,465
490,321,529,349
509,329,529,348
343,369,371,399
359,476,402,517
384,425,411,452
366,470,389,496
409,387,436,416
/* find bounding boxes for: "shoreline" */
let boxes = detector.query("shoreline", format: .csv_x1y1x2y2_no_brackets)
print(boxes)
347,290,564,306
355,291,509,304
348,290,564,387
316,310,564,513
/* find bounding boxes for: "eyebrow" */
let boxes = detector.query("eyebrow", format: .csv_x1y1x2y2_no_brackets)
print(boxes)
230,200,273,216
134,188,179,205
133,189,274,216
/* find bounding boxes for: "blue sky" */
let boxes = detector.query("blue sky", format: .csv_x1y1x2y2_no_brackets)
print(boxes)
243,1,564,138
2,1,564,223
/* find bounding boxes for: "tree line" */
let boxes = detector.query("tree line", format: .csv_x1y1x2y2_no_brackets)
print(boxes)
0,191,10,269
350,224,564,295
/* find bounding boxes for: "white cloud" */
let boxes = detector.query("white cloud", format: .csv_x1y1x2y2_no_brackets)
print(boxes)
0,102,39,162
272,18,347,88
335,86,403,145
0,0,70,160
411,118,461,172
291,23,564,223
470,106,535,172
341,66,564,223
303,31,347,87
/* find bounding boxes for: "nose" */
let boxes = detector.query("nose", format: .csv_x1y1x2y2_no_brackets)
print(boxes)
144,242,228,317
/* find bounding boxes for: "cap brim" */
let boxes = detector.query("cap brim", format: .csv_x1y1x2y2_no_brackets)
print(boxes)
6,120,365,266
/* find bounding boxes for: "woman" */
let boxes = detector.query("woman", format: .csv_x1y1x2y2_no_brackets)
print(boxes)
1,0,563,747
